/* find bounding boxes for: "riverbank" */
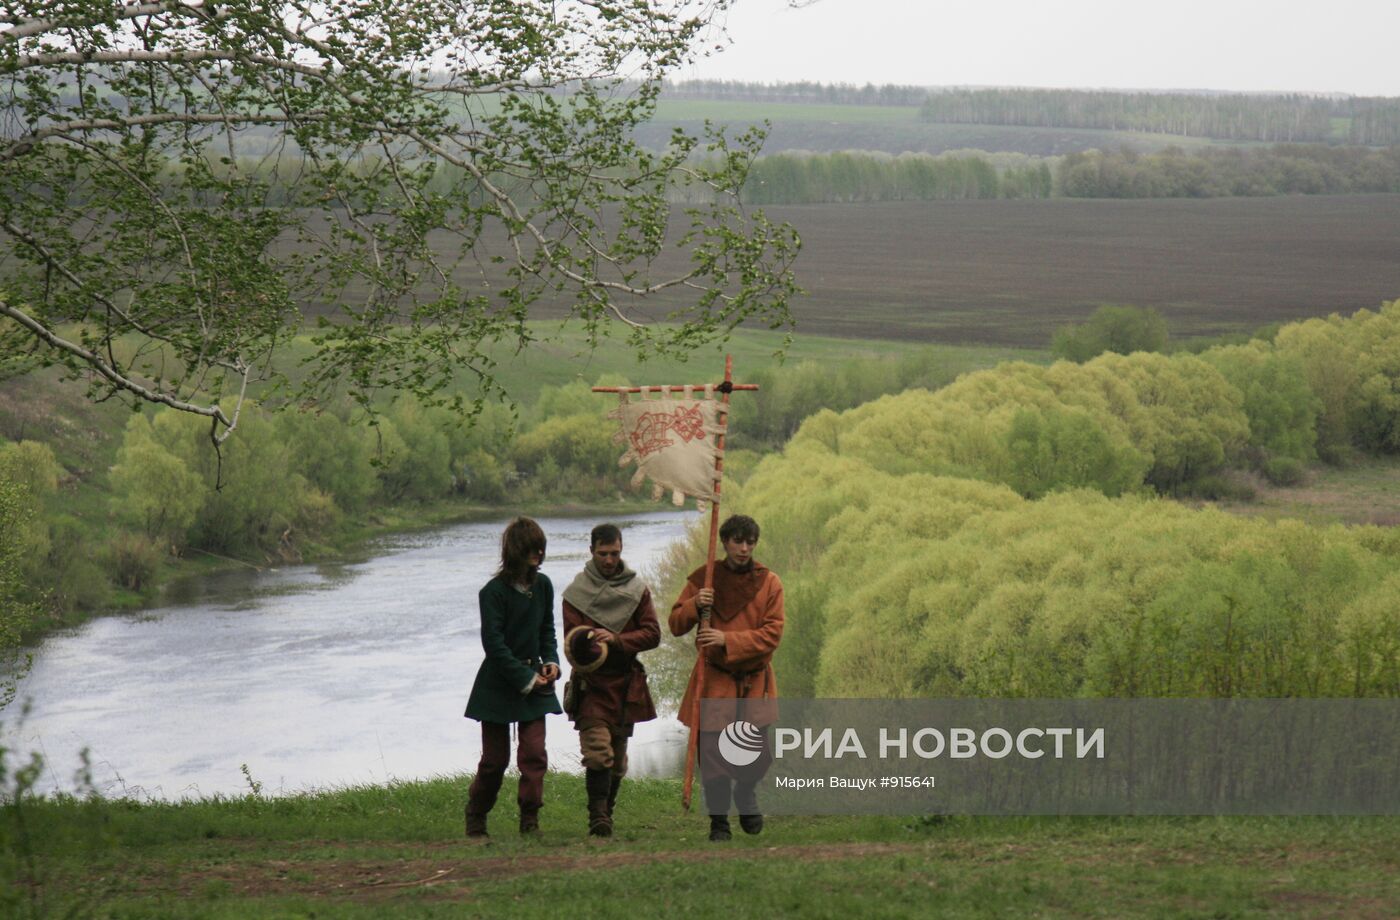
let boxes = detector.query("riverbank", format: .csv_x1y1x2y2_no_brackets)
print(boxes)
21,494,685,645
9,772,1399,917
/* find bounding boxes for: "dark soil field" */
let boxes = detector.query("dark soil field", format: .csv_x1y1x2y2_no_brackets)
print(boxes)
552,194,1400,347
758,194,1400,345
298,194,1400,349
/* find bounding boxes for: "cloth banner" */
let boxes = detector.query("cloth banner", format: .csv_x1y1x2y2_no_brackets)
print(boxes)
611,387,725,507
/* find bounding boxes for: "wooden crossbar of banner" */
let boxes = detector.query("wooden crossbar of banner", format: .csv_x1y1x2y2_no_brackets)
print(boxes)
590,384,759,393
592,355,753,812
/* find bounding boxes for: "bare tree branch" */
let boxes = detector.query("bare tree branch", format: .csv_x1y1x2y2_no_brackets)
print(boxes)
0,1,208,42
0,297,238,426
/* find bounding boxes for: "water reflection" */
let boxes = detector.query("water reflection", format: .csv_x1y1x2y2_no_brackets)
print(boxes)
3,511,693,799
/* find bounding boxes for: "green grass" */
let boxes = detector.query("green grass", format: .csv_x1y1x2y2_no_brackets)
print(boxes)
10,773,1400,917
1203,455,1400,528
640,99,1249,158
437,324,1041,402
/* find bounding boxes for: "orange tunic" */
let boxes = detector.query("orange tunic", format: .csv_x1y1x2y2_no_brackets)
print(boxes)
669,561,784,730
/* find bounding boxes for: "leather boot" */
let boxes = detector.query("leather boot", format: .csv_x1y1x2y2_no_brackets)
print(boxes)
607,774,622,818
464,802,489,839
465,762,503,840
519,808,540,835
708,814,732,842
586,767,613,837
735,781,763,835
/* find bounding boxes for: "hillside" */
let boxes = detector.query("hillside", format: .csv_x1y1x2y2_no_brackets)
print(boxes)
639,98,1243,157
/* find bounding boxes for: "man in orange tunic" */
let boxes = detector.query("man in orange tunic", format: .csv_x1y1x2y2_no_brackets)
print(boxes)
669,514,784,842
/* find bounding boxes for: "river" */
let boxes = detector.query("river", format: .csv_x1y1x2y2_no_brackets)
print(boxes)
2,511,694,799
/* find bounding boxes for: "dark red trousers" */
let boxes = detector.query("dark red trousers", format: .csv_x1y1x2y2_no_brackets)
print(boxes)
467,718,547,815
698,729,773,816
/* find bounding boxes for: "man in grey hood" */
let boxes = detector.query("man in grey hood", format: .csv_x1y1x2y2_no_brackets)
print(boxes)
561,523,660,838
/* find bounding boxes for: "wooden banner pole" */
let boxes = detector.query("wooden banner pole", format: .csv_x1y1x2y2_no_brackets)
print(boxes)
680,353,733,812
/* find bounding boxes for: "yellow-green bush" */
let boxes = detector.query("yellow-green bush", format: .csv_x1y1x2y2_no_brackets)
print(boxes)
1199,342,1320,465
511,412,617,481
789,351,1246,497
144,407,326,557
110,415,205,544
1272,299,1400,457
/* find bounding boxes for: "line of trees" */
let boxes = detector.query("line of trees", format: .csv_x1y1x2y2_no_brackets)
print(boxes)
920,89,1400,145
734,151,1052,204
332,142,1400,203
674,146,1400,206
661,79,930,106
1058,145,1400,198
0,348,964,639
37,142,1400,216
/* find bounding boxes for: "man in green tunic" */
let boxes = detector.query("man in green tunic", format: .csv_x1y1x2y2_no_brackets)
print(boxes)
464,517,562,837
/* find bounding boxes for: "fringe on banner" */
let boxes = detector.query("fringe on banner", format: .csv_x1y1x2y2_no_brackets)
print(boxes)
610,386,726,509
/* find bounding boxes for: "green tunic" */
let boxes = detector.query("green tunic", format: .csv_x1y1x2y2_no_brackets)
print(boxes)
464,573,563,723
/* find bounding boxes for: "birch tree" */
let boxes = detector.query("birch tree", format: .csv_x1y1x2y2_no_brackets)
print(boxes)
0,1,799,445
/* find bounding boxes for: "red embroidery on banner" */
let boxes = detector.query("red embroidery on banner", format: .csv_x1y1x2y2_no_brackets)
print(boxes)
630,405,706,458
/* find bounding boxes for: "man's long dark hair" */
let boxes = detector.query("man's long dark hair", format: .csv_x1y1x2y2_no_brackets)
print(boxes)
498,517,546,584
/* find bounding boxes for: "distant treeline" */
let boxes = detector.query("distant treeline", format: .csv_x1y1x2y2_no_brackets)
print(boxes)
691,143,1400,204
661,79,929,107
920,88,1400,145
733,151,1053,204
700,145,1400,205
1059,144,1400,198
39,143,1400,213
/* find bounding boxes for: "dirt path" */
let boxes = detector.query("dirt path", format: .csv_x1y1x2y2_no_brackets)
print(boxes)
127,840,924,902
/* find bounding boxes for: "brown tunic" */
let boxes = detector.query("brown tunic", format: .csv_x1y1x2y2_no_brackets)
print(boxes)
669,561,784,730
562,588,660,732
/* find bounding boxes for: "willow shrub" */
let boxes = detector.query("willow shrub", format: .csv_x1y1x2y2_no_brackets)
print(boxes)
806,350,1246,497
1198,343,1320,467
1272,299,1400,457
143,407,334,558
735,439,1400,699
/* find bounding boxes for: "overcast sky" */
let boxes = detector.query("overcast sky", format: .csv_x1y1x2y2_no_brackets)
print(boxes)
678,0,1400,97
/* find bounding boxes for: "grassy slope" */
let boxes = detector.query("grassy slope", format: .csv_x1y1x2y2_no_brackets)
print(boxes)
642,99,1243,157
1197,455,1400,528
15,774,1400,918
469,326,1037,399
